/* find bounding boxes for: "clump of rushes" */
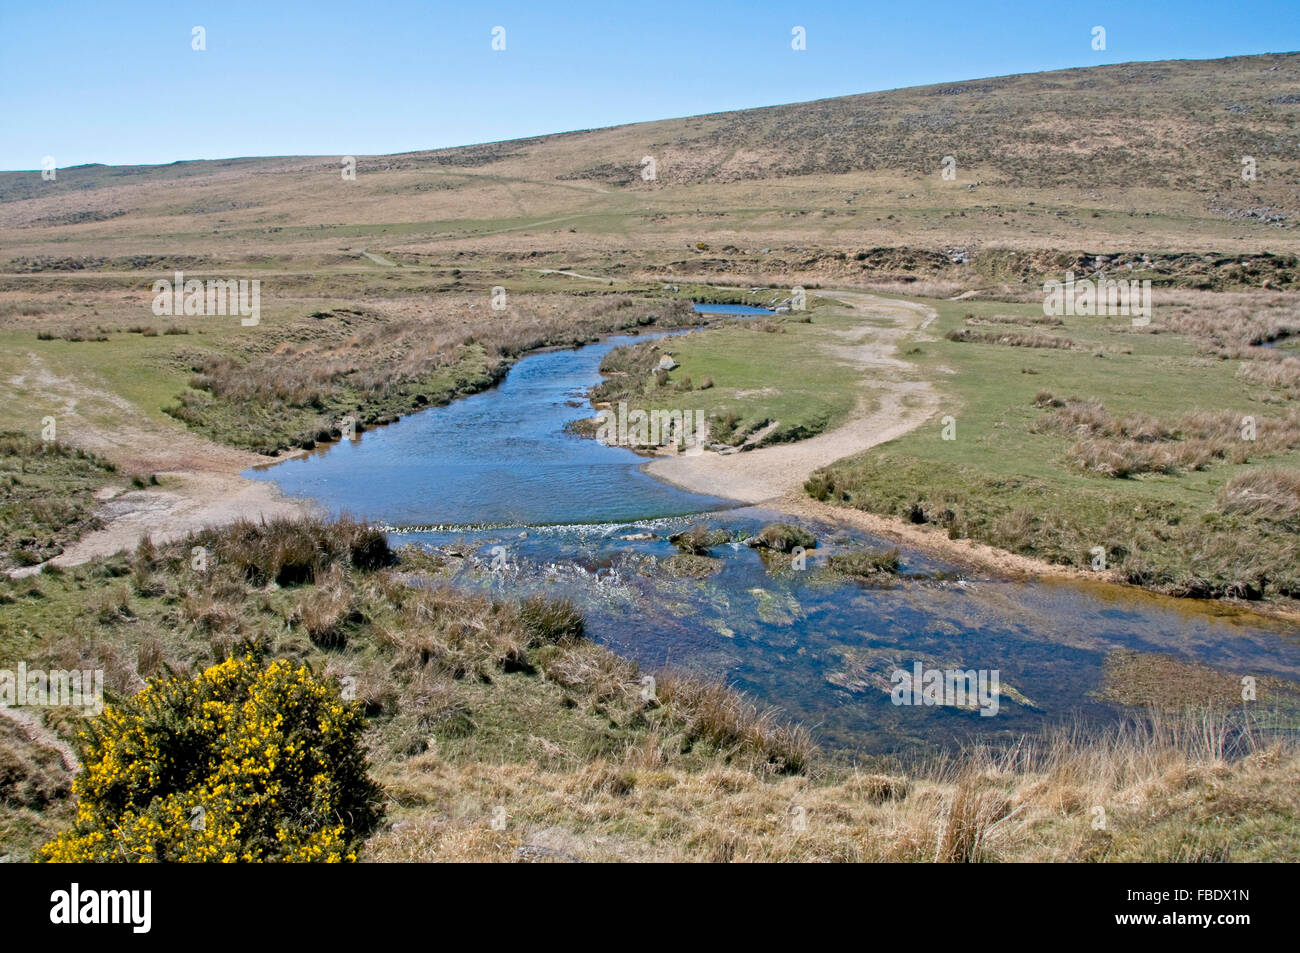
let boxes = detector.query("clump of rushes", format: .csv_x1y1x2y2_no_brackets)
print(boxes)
746,522,817,553
1218,468,1300,526
519,594,584,643
828,549,901,578
654,672,814,775
668,523,731,555
189,515,393,587
41,652,382,862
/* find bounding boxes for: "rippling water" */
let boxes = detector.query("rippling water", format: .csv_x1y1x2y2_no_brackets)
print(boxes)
390,516,1300,755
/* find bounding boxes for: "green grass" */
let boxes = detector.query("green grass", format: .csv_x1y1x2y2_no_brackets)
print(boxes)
0,435,118,571
0,519,810,859
591,304,870,448
1,517,1295,862
811,295,1300,601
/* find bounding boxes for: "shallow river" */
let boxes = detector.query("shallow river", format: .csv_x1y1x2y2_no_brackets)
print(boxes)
245,321,1300,755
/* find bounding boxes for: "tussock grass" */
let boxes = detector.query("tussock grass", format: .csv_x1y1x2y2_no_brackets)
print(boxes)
1032,394,1300,477
668,523,732,555
187,514,393,587
1219,468,1300,525
946,327,1079,349
654,673,815,775
164,295,698,454
367,710,1299,862
746,522,817,553
811,451,1300,600
827,548,902,578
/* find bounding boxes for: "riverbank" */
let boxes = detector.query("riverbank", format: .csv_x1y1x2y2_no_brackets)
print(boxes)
643,292,940,499
1,294,709,572
636,286,1300,615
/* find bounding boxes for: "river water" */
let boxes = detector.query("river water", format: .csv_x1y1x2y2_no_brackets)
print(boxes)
245,321,1300,755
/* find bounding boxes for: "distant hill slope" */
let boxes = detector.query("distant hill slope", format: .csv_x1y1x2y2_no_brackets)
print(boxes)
555,53,1300,190
2,53,1297,267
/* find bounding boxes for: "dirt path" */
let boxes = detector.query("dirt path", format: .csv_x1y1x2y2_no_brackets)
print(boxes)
7,355,318,574
645,292,942,503
354,247,400,267
637,291,1109,584
0,707,79,772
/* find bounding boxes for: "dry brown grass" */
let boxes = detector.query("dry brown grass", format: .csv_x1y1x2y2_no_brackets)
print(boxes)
946,327,1079,349
654,673,815,775
376,584,532,680
289,565,360,649
1033,394,1300,477
365,710,1299,862
1219,467,1300,524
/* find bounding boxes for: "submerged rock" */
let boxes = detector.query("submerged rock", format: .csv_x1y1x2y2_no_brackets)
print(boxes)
663,554,723,578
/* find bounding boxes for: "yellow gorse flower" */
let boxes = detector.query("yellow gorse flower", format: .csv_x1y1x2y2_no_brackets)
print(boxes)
41,653,379,863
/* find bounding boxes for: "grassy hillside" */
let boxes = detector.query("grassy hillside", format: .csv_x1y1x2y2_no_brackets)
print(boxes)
1,54,1296,474
2,54,1297,283
1,55,1298,862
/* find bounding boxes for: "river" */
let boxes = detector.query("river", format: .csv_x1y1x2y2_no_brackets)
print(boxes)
244,318,1300,756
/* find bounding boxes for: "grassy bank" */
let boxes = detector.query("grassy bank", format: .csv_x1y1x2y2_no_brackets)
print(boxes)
1,517,1295,862
574,300,871,449
0,435,119,571
808,291,1300,605
0,288,703,458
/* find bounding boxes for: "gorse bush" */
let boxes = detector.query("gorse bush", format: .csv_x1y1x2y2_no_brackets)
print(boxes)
41,653,382,862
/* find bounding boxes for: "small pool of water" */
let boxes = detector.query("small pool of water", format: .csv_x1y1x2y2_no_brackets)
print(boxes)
692,303,776,315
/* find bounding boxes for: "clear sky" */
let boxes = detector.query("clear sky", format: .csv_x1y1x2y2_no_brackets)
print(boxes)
1,0,1296,171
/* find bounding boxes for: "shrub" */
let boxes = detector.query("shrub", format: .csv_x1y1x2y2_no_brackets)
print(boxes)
41,653,382,862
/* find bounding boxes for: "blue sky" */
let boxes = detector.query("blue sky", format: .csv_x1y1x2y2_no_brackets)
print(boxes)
1,0,1296,170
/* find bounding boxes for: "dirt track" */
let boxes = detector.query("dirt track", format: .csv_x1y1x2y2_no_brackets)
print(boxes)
645,292,941,502
7,355,316,575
